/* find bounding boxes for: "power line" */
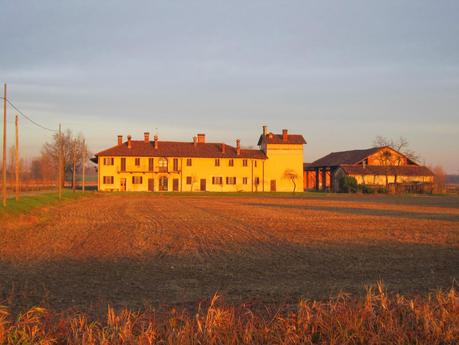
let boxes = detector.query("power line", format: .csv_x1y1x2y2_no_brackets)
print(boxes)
0,96,57,132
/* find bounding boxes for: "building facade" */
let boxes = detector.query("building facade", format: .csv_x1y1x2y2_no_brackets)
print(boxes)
304,146,434,193
93,127,306,192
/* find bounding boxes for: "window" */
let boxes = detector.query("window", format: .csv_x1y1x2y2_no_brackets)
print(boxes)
159,176,168,191
173,158,179,171
132,176,143,184
215,158,220,167
186,176,192,184
254,177,260,185
243,159,248,167
148,158,154,171
104,157,114,166
228,159,234,167
243,177,248,185
212,177,223,184
159,157,168,172
120,158,126,172
103,176,114,184
186,158,192,166
226,177,236,185
135,158,141,166
254,161,257,167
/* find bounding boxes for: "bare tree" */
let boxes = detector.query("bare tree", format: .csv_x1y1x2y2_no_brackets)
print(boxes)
284,169,299,192
373,136,420,188
41,129,88,188
431,165,446,194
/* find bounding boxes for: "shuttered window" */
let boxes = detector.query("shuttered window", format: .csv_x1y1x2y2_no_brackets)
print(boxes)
132,176,143,184
103,176,114,184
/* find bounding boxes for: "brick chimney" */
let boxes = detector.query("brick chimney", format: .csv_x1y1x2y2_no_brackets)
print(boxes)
127,135,132,149
197,133,205,144
282,129,288,142
193,136,197,147
117,135,123,145
154,134,158,149
221,143,226,154
262,125,268,136
236,139,241,156
144,132,150,143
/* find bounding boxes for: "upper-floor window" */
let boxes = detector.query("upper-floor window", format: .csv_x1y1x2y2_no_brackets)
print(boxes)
254,161,258,168
120,158,126,171
135,158,141,166
104,157,114,166
148,158,154,171
159,157,168,172
215,158,220,167
173,158,179,171
186,158,192,166
243,159,248,167
228,159,234,167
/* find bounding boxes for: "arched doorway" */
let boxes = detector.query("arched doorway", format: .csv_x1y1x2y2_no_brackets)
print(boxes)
159,176,168,191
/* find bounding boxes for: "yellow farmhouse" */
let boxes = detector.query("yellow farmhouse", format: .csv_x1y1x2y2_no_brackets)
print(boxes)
93,126,306,192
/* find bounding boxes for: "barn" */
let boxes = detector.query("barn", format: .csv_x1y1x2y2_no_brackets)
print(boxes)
304,146,434,193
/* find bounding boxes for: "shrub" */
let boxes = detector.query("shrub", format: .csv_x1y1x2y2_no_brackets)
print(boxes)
339,176,358,193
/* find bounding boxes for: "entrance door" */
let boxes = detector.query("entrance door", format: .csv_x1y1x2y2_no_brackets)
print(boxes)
172,178,179,192
120,178,126,191
270,179,276,192
159,176,168,191
200,178,206,191
148,178,154,192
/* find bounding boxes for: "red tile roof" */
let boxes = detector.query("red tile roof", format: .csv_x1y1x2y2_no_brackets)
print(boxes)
257,134,306,145
340,164,434,176
95,140,267,159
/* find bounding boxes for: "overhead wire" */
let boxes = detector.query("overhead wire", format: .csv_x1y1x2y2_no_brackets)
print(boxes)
0,96,58,132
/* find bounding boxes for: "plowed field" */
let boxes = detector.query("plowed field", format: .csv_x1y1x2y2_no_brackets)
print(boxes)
1,193,458,316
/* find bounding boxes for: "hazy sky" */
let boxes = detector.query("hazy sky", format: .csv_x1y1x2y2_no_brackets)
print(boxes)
1,0,458,172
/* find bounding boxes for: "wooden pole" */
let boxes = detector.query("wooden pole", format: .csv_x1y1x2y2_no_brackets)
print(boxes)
2,83,7,207
15,115,19,201
72,139,76,192
58,123,62,200
82,139,86,193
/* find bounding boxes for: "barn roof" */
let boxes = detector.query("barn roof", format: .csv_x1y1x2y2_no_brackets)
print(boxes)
340,165,434,176
95,140,267,160
307,147,382,168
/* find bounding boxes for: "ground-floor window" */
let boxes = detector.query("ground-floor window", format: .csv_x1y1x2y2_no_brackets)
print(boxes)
103,176,114,184
254,177,260,185
132,176,143,184
212,177,223,184
226,177,236,185
242,177,248,184
186,176,192,184
159,176,168,191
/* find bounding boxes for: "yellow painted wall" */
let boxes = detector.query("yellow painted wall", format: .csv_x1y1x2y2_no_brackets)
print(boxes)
352,174,434,185
98,156,266,192
263,143,304,192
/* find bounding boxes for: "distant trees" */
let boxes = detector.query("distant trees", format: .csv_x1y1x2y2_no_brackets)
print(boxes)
40,130,88,188
431,165,446,194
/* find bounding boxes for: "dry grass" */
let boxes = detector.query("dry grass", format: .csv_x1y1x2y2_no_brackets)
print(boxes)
0,283,457,344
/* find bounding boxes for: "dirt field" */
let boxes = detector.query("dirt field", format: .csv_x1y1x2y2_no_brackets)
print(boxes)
0,193,458,317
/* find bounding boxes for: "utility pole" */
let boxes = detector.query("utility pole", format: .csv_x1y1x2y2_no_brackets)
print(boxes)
58,123,62,200
82,139,86,193
72,139,76,192
15,115,19,201
2,83,7,207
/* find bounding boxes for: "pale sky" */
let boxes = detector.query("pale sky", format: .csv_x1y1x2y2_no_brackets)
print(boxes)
1,0,458,172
